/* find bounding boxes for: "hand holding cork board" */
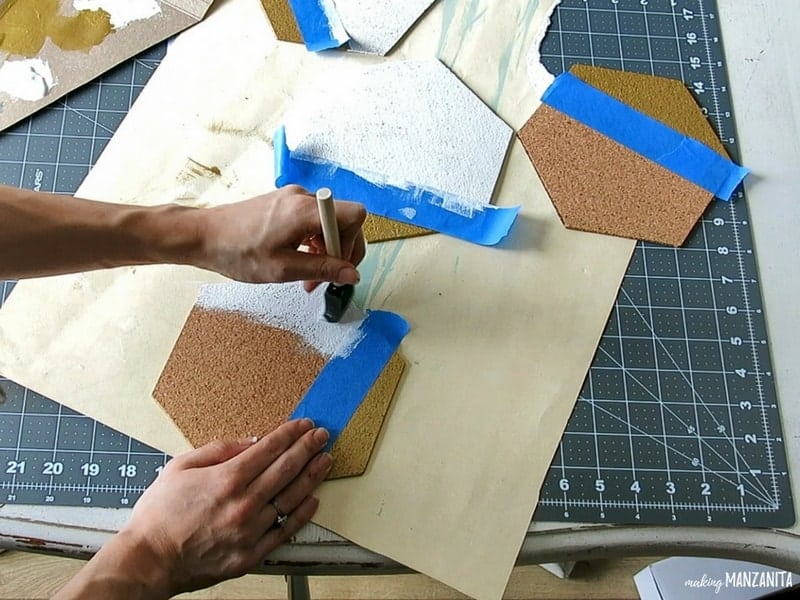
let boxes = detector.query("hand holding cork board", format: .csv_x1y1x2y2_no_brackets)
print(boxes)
153,282,408,479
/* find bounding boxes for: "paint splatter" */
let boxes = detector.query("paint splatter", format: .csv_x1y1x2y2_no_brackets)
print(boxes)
73,0,161,29
0,0,114,57
0,58,56,101
398,207,417,220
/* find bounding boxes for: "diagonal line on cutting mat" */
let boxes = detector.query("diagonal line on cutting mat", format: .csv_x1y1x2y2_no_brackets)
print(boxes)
595,344,774,503
58,101,116,137
616,284,775,499
582,395,775,506
135,59,158,71
611,287,768,469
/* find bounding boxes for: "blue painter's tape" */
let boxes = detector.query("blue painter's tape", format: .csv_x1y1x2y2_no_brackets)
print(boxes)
541,73,749,201
290,310,410,447
286,0,348,51
274,127,520,245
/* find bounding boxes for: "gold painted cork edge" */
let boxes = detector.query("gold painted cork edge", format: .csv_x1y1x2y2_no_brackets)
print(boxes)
364,214,432,243
569,64,729,157
259,0,302,44
328,352,406,479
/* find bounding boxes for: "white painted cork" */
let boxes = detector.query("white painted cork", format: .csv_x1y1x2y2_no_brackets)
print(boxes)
284,59,512,210
196,281,365,359
333,0,436,55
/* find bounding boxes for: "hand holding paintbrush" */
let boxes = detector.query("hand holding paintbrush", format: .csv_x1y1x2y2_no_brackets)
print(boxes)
316,187,357,322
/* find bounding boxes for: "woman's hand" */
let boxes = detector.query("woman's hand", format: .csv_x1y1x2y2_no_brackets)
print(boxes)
194,185,367,291
54,419,332,599
0,183,365,285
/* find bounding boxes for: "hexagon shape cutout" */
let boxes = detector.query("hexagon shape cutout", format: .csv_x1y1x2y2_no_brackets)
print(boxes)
520,65,737,247
280,59,514,243
153,282,406,479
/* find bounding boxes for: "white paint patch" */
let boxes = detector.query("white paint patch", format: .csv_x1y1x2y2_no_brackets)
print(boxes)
398,207,417,220
73,0,161,29
333,0,436,55
196,281,365,359
319,0,350,46
284,60,512,211
0,59,56,101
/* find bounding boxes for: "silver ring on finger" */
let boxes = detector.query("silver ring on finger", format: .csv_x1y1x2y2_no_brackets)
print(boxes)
270,499,288,528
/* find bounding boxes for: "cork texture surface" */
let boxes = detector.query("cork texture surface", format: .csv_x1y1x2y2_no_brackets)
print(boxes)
260,0,302,43
519,105,712,246
154,307,405,478
570,64,729,157
364,214,432,243
329,352,406,478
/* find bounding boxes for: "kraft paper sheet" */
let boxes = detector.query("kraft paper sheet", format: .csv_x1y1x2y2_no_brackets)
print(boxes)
0,0,636,598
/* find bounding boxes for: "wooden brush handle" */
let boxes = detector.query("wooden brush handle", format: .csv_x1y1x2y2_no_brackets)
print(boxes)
315,187,342,259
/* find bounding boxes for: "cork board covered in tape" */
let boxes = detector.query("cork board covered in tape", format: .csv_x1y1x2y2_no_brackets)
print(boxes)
153,281,409,479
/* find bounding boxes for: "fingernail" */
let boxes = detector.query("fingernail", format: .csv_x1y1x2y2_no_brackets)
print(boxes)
313,427,330,445
303,418,315,428
319,452,334,471
241,436,258,445
336,267,359,285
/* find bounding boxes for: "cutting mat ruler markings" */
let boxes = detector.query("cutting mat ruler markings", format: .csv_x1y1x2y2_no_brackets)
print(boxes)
0,1,794,527
534,0,792,527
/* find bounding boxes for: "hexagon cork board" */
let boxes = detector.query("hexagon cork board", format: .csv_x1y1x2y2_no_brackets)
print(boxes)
519,64,747,246
153,282,408,479
277,59,517,246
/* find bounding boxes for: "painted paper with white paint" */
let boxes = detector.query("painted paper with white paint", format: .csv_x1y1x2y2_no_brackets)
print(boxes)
0,59,56,101
73,0,161,29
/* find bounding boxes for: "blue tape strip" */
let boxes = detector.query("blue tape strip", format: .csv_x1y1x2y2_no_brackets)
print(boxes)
541,73,749,201
286,0,347,51
274,127,520,245
290,310,410,447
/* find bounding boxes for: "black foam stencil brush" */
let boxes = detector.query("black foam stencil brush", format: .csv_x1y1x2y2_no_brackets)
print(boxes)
315,187,354,323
